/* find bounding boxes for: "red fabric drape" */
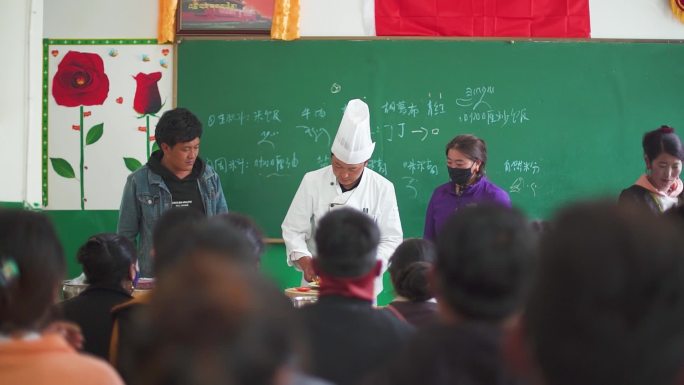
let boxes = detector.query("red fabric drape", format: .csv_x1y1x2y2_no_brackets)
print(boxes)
375,0,590,37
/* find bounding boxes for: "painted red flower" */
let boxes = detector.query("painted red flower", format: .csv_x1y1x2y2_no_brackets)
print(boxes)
133,72,162,115
52,51,109,107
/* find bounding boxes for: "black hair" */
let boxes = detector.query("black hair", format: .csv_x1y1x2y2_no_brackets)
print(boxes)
210,212,265,263
154,107,203,148
643,125,684,162
152,207,207,277
153,209,257,277
78,233,137,287
315,207,380,278
388,238,436,302
446,134,488,174
524,201,684,385
184,220,260,269
0,209,65,332
434,204,536,321
125,255,304,385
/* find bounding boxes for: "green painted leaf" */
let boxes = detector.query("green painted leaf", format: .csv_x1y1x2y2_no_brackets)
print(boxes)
124,157,142,172
152,142,160,152
85,123,104,145
50,158,76,179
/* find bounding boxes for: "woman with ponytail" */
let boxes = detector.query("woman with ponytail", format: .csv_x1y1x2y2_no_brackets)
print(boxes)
424,134,510,240
59,233,138,360
385,238,438,328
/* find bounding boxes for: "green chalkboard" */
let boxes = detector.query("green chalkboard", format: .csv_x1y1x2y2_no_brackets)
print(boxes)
177,39,684,237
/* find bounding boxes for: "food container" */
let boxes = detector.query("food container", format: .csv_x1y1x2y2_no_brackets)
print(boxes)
290,295,318,308
61,281,88,300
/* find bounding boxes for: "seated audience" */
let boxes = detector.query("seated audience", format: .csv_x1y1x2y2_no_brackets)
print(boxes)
370,204,537,385
112,208,266,381
520,201,684,385
385,238,438,327
298,207,414,385
123,217,323,385
110,207,206,374
60,233,137,360
0,209,123,385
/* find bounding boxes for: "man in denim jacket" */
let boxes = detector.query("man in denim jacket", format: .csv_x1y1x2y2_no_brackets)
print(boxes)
117,108,228,277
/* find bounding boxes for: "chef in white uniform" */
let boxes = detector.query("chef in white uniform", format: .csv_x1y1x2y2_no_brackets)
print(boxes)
281,99,403,298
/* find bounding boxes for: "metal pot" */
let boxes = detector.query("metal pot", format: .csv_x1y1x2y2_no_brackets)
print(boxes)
61,282,88,300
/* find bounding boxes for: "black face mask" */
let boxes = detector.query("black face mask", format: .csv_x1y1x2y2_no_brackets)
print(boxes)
448,166,472,186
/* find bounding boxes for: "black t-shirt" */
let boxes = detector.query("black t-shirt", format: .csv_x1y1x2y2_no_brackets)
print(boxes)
147,150,206,214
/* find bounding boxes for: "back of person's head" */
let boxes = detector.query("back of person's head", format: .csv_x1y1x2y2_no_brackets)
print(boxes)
152,207,206,276
314,207,380,278
434,204,536,322
210,212,265,263
642,125,684,162
388,238,436,302
0,209,65,332
77,233,137,288
154,107,203,148
127,253,302,385
524,201,684,385
182,220,260,269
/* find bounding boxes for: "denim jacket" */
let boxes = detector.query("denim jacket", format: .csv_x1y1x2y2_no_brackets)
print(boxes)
117,161,228,277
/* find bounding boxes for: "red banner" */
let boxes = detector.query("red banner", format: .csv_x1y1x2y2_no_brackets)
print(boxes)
376,0,590,37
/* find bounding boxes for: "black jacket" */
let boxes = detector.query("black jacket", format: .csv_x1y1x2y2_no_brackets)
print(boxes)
368,322,525,385
298,295,414,385
618,185,682,214
59,286,133,360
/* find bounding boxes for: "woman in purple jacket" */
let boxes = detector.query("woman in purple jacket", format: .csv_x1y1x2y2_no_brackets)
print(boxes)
423,135,511,240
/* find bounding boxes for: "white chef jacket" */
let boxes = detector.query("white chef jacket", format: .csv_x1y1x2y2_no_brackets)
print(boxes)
281,165,403,296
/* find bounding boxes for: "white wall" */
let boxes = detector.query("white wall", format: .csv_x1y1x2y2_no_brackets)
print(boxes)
300,0,375,37
44,0,158,38
591,0,684,39
0,1,36,204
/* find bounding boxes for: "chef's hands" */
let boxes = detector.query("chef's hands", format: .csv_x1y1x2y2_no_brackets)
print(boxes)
295,256,317,282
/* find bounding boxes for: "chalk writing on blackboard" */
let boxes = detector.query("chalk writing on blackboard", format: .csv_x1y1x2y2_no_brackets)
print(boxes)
316,154,331,168
367,159,389,176
382,123,405,142
456,86,495,110
402,176,419,199
330,83,342,94
206,157,247,175
381,100,420,117
403,158,439,175
427,93,446,117
301,107,327,120
207,108,281,128
504,160,540,174
297,125,331,146
252,109,281,123
411,127,440,142
457,108,529,126
509,177,538,197
258,130,278,148
254,153,300,176
207,111,247,127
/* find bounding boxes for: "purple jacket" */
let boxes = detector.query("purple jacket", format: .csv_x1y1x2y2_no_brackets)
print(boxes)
423,176,511,240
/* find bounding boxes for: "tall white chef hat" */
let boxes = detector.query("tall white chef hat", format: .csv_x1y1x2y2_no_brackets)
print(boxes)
330,99,376,164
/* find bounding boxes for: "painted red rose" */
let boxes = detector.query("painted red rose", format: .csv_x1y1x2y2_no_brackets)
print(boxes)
133,72,162,115
52,51,109,107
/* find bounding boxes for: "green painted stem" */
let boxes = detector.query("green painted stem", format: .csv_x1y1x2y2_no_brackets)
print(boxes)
79,105,84,210
146,115,150,159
